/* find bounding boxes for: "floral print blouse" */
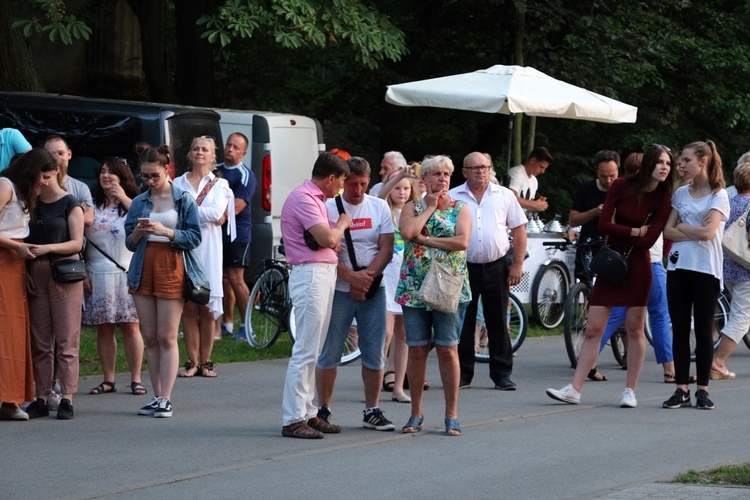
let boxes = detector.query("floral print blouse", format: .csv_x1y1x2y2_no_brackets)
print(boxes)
395,198,471,308
723,193,750,283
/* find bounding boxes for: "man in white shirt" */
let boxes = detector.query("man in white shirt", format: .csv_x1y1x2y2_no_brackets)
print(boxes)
449,152,527,390
508,146,554,213
369,151,406,197
313,157,396,433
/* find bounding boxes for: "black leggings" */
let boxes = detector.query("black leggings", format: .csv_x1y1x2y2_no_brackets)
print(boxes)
666,269,720,387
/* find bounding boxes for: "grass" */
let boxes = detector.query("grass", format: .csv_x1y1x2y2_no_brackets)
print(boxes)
674,464,750,486
79,304,559,378
78,316,294,378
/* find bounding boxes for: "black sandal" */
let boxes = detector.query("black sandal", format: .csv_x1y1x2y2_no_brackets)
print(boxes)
179,360,198,378
199,361,217,378
587,368,608,382
130,381,148,395
382,371,395,392
89,381,116,395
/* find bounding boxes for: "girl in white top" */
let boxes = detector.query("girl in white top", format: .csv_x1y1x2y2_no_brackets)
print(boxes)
173,136,235,378
663,140,729,410
378,168,422,403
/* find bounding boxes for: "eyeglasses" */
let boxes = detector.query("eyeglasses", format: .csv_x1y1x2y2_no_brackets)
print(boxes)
651,143,671,152
464,165,491,172
140,172,162,182
115,157,129,164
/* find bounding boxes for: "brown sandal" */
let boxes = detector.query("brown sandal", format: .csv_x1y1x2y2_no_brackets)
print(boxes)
199,361,217,378
282,420,323,439
179,360,198,378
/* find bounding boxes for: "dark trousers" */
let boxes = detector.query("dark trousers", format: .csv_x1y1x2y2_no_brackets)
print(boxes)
666,269,720,387
458,258,512,384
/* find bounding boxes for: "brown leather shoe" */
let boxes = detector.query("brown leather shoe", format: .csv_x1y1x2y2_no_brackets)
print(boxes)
281,421,323,439
308,416,342,434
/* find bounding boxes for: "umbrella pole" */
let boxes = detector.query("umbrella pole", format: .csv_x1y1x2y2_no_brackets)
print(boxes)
506,114,513,172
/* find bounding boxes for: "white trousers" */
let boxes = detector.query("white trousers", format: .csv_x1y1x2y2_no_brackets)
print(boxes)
721,281,750,344
282,263,337,426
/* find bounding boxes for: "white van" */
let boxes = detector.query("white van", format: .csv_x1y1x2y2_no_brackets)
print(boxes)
217,110,325,276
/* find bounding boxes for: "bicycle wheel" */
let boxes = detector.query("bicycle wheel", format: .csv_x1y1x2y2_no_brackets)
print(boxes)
475,293,527,363
287,306,361,365
244,267,287,349
610,328,627,367
531,260,570,329
563,282,590,368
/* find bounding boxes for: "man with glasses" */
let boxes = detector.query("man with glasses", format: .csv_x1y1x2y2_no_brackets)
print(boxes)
449,152,527,391
216,133,256,341
508,146,554,213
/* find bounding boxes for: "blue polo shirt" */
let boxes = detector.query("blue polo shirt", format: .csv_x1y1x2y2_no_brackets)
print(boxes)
216,162,256,243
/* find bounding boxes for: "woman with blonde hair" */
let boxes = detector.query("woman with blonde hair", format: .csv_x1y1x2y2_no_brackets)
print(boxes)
173,136,234,378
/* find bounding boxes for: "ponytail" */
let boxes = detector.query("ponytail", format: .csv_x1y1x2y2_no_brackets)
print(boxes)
684,140,725,192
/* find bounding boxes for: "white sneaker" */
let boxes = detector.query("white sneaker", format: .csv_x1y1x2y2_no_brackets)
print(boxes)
619,388,637,408
47,391,62,411
546,384,581,404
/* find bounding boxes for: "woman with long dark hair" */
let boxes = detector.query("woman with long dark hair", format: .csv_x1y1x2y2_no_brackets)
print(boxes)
0,150,51,420
547,144,673,408
84,157,145,396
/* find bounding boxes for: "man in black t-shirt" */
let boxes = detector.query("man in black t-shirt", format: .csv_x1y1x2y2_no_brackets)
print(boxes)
569,150,620,278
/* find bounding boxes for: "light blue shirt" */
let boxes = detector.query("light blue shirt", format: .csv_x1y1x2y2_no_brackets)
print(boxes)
0,129,32,172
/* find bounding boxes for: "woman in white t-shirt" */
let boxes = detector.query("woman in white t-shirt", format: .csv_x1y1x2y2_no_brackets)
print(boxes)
663,140,729,410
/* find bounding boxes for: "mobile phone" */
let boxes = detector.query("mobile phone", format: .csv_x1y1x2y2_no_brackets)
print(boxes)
137,218,151,224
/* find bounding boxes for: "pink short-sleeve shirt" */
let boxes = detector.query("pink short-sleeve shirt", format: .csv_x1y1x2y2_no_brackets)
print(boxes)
281,179,338,265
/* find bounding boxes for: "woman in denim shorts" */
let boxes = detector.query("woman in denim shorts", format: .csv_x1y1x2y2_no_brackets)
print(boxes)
395,155,471,436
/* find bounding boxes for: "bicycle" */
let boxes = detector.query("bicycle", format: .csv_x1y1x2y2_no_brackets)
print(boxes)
244,252,361,365
474,292,528,363
530,245,573,329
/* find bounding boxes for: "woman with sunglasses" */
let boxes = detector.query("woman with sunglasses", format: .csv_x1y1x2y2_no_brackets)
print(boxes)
663,140,729,410
547,145,673,408
173,136,234,378
84,157,145,396
125,145,206,418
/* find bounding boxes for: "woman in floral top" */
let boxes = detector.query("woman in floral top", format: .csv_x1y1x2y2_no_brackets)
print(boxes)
396,155,471,436
84,158,145,396
712,161,750,379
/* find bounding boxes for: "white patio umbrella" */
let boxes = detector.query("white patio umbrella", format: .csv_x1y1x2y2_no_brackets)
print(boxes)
385,64,637,124
386,65,637,169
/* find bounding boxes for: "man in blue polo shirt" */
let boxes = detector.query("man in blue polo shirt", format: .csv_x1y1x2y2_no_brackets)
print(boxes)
0,128,32,172
216,132,256,340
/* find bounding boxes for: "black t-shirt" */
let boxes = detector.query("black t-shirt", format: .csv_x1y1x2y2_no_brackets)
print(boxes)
26,195,80,251
571,180,608,243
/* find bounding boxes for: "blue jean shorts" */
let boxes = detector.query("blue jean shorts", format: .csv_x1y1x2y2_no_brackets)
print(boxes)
317,288,387,370
402,303,468,347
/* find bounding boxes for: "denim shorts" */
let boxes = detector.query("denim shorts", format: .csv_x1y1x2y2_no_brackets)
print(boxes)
317,288,387,370
402,303,468,347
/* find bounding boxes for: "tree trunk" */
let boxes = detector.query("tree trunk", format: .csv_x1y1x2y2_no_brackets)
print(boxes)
512,2,526,166
174,0,216,106
126,0,177,103
0,3,45,92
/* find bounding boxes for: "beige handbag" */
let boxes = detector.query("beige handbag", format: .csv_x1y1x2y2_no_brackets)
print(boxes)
722,201,750,271
418,246,462,314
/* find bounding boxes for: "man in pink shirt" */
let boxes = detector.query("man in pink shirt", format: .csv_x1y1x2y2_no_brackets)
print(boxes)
280,152,352,439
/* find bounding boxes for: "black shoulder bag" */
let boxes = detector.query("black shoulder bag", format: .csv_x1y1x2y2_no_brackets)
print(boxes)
335,195,383,300
590,195,660,285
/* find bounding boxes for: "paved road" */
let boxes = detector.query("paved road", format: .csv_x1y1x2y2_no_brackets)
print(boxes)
2,335,749,499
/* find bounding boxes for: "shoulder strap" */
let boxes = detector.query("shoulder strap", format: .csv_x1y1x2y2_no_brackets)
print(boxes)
195,178,219,206
335,195,360,270
87,239,126,272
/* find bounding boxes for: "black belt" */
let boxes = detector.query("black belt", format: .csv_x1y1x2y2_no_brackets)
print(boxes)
467,256,505,268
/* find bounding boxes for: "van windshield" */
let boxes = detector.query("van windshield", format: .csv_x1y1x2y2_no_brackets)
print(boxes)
166,113,223,177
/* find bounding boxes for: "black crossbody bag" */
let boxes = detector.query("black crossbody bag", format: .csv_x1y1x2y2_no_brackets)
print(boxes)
335,196,382,300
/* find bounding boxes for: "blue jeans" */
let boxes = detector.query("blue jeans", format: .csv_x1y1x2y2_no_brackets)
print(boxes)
402,303,468,347
600,262,673,364
317,288,387,370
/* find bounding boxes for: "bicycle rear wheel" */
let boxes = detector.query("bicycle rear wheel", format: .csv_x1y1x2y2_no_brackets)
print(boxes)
531,260,570,329
287,307,361,365
475,293,527,363
610,328,627,367
563,282,590,368
244,267,287,349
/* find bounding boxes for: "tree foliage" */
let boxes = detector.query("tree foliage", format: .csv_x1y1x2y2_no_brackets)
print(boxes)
12,0,91,44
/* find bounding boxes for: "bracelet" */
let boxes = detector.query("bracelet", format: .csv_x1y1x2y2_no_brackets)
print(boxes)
424,235,430,244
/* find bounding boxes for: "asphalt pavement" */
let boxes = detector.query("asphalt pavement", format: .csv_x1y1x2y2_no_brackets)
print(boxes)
1,335,749,499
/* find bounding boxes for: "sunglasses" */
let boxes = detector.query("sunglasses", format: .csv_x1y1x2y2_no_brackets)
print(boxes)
651,143,672,152
140,172,162,182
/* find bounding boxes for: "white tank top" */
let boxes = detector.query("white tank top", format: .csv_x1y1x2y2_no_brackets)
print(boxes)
0,178,30,238
146,208,178,243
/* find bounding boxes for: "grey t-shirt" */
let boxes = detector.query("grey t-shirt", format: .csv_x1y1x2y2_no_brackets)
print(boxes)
63,176,94,207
